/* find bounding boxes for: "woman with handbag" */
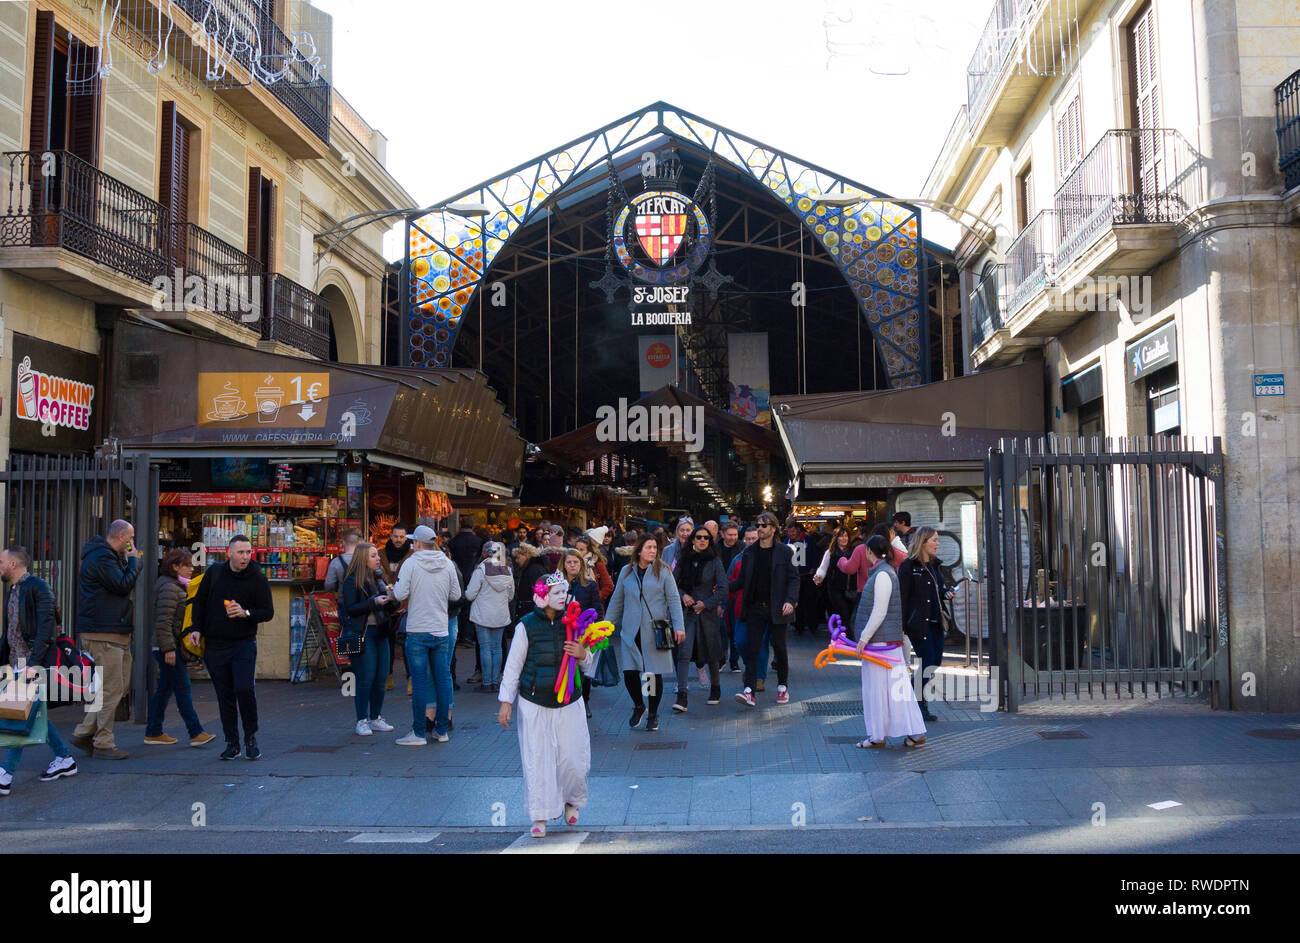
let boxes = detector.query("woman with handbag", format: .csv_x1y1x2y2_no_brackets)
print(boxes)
144,548,214,747
898,526,954,723
814,527,857,641
340,541,400,736
853,535,926,748
603,533,685,733
673,527,728,710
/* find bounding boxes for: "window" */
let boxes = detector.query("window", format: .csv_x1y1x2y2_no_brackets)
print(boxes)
1055,94,1083,181
1128,2,1162,193
159,102,198,266
29,11,101,165
1016,163,1035,231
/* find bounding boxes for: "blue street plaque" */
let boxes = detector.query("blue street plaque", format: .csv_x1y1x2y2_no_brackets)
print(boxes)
1253,374,1284,396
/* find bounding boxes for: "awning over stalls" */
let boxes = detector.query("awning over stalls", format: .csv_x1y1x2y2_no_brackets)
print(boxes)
771,360,1044,494
110,319,527,493
536,385,781,468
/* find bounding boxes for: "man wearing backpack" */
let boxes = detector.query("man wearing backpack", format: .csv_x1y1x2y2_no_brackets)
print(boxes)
0,545,77,795
69,519,143,760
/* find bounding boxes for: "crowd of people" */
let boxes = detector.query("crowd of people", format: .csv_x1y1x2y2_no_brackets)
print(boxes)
0,508,957,836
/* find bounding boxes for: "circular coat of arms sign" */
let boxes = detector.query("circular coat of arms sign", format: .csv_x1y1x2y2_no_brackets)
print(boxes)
613,190,711,285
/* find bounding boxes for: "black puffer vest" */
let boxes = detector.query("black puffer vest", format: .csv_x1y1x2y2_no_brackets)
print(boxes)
517,608,568,708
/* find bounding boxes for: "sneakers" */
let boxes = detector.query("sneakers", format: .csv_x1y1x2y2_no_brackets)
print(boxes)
646,713,660,732
629,706,646,730
707,687,721,705
432,731,450,743
396,731,427,746
0,766,11,796
189,732,216,748
729,664,742,673
776,685,790,705
735,688,756,708
385,675,395,692
755,679,766,692
95,746,128,760
672,691,688,713
467,670,483,684
39,756,77,782
220,742,241,760
69,732,94,755
244,737,261,761
144,733,178,745
369,716,394,732
355,719,373,736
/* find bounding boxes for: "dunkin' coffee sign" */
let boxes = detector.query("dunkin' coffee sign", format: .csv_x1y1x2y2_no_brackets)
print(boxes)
9,334,98,453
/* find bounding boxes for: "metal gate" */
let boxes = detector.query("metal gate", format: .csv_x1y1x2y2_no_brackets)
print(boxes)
0,453,158,720
983,437,1228,711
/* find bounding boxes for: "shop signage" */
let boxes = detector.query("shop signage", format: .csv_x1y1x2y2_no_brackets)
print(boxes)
1253,373,1284,397
614,189,712,286
9,334,98,454
805,470,985,489
197,372,331,427
629,285,692,326
159,492,319,508
1127,322,1178,382
423,470,467,496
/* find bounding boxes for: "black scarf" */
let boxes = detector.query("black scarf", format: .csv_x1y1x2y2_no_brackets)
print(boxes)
385,540,408,565
676,548,712,593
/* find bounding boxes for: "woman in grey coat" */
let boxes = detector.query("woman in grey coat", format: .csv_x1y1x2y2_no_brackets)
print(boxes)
604,533,685,732
672,526,728,711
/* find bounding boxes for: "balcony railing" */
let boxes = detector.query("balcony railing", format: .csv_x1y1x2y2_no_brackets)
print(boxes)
0,150,168,284
966,1,1082,131
1004,209,1057,314
173,0,331,145
969,263,1006,350
265,273,331,358
169,221,265,328
1053,129,1200,273
1277,69,1300,191
967,0,1030,123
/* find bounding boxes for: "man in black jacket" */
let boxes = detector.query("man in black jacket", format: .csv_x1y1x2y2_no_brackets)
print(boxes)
188,535,273,760
70,519,142,760
730,511,799,708
0,546,77,794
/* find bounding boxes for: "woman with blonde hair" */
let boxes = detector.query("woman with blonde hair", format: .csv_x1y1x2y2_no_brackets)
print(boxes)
573,535,614,603
898,526,954,723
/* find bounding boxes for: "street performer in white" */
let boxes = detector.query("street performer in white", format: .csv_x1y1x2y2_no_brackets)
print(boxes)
498,571,595,837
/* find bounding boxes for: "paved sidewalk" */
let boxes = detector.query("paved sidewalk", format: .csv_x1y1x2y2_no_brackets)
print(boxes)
4,633,1298,832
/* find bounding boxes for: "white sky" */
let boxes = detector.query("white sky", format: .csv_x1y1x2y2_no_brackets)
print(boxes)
312,0,989,255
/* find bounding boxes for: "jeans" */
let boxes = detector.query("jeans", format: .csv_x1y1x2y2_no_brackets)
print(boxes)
405,633,452,737
4,713,70,771
204,639,258,745
723,607,738,668
733,619,769,681
673,612,699,694
742,608,787,690
350,632,390,722
475,623,506,685
146,650,204,738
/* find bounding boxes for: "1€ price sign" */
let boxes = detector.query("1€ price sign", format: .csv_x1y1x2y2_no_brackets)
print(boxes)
197,372,330,427
1253,374,1284,397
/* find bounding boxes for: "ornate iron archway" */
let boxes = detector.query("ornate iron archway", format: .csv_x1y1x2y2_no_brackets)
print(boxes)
404,102,927,387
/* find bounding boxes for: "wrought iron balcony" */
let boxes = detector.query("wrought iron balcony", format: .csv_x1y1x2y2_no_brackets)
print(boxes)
1004,209,1056,315
264,273,331,359
172,0,330,145
1277,69,1300,191
967,0,1031,123
969,263,1006,351
1053,129,1200,273
167,220,265,328
0,149,168,284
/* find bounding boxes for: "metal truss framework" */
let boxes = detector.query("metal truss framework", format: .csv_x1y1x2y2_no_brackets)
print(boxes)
406,102,927,388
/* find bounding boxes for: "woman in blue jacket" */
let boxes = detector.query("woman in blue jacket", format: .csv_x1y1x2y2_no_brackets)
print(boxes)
340,542,400,736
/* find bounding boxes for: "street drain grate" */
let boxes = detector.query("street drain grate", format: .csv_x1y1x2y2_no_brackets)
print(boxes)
804,700,864,716
633,741,686,751
288,745,345,753
1246,728,1300,740
1037,730,1089,740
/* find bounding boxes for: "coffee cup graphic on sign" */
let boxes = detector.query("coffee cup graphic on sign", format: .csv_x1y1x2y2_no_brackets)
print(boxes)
255,377,284,424
16,356,36,418
206,381,246,422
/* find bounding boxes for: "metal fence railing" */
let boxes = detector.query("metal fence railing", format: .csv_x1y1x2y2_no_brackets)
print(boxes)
1277,68,1300,191
0,149,168,284
171,221,266,328
1054,129,1201,273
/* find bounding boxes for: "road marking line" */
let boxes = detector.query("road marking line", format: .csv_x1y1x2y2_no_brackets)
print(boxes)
346,832,439,843
502,831,588,853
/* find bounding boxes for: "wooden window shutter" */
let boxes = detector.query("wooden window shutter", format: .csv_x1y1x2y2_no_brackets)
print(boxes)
1129,4,1162,196
66,37,101,167
247,166,263,259
29,10,55,153
159,102,190,267
264,176,277,273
